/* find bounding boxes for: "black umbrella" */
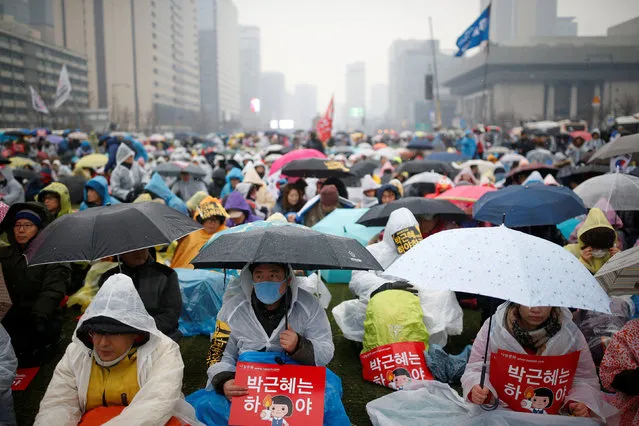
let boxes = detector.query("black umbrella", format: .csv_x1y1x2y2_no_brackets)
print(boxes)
26,203,202,265
155,162,207,178
58,175,87,205
0,155,10,165
281,158,353,178
356,197,467,227
349,159,379,178
11,168,37,180
395,160,457,177
191,225,382,271
556,164,609,186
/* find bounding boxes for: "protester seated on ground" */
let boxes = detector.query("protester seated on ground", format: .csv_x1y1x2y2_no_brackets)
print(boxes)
242,164,276,213
600,318,639,425
99,248,182,340
0,202,70,366
462,302,611,419
0,310,17,425
37,182,72,219
145,172,190,216
569,198,625,250
359,175,380,208
416,214,459,239
172,197,228,269
564,207,620,274
454,167,478,186
0,168,25,206
273,183,306,222
35,274,200,426
79,175,119,210
333,208,462,348
376,179,403,204
297,182,355,227
52,159,73,178
171,171,207,203
223,190,263,228
204,263,334,397
208,168,226,198
220,167,243,198
110,143,147,203
25,164,54,201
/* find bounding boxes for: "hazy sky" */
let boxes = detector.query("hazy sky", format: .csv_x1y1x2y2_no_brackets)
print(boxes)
234,0,639,111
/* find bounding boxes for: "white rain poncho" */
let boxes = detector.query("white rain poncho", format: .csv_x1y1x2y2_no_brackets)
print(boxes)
461,302,617,421
207,265,334,388
35,274,202,426
0,324,17,425
332,208,463,346
111,143,147,201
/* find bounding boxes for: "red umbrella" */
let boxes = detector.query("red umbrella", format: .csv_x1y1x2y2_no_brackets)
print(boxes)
436,186,497,214
570,130,592,141
268,149,326,176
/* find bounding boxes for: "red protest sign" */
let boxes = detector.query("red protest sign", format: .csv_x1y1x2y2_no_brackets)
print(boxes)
360,341,433,390
489,350,580,415
229,362,326,426
12,367,40,391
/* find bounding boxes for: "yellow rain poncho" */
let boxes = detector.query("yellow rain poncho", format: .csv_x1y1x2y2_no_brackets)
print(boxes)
565,207,617,274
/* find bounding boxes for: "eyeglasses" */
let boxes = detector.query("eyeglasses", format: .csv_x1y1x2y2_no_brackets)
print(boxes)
13,223,35,230
88,330,122,338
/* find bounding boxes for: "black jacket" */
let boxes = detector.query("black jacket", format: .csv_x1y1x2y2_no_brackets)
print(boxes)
99,256,182,336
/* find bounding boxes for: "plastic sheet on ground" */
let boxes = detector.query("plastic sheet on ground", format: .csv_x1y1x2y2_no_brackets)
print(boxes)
176,268,226,337
367,381,601,426
425,344,472,384
66,262,117,312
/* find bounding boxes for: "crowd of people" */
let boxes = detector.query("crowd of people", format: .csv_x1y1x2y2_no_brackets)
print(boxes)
0,124,637,425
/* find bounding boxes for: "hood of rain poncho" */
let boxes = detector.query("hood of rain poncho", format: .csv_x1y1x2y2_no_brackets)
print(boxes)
0,167,15,183
522,170,544,185
81,176,119,209
370,207,420,270
543,174,560,186
361,174,381,192
37,182,73,217
242,164,264,186
225,167,243,185
565,207,616,273
454,168,478,185
223,191,262,226
145,173,189,215
376,182,402,203
115,142,135,166
211,168,226,182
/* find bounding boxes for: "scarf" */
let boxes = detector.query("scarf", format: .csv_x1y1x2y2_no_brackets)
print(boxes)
506,304,561,355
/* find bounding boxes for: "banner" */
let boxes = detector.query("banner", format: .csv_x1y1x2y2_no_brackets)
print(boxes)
229,362,326,426
54,64,72,108
316,95,334,143
360,341,433,390
489,350,580,415
12,367,39,391
455,5,491,57
30,86,49,114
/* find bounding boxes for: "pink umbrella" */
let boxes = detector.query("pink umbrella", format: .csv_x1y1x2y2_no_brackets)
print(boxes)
268,149,326,176
436,186,497,214
570,130,592,141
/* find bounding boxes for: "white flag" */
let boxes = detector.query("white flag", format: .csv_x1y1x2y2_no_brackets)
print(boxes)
54,64,72,108
30,86,49,114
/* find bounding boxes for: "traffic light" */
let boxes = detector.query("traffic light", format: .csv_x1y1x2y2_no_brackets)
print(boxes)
425,75,434,100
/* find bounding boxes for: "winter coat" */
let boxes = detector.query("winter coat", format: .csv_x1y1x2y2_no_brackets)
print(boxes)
0,168,25,205
461,302,617,420
223,191,263,227
35,274,202,426
99,257,182,337
295,194,355,228
220,167,243,198
565,208,617,274
458,136,477,160
206,265,334,389
0,324,17,425
208,168,226,198
146,173,189,216
171,178,207,204
0,202,70,361
37,182,73,218
79,176,120,211
332,208,462,347
110,143,147,202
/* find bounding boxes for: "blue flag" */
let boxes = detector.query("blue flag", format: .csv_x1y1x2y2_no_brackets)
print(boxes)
455,5,491,57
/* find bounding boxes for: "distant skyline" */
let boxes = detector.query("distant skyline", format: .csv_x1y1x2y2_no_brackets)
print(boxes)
234,0,639,109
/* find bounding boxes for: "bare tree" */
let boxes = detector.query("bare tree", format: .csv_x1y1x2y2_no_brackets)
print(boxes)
617,95,638,116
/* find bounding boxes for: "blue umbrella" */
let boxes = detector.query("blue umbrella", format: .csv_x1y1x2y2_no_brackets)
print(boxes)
407,138,434,150
312,208,383,246
473,184,587,226
426,152,464,162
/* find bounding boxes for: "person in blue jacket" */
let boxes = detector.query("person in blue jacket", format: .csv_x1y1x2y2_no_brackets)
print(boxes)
79,176,120,210
456,130,477,160
144,173,189,216
220,167,243,198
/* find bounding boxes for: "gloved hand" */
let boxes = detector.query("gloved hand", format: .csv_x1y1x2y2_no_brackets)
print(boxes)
125,191,137,203
370,281,418,299
133,183,146,195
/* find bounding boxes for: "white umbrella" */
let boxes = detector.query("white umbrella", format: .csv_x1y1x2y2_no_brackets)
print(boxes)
400,130,413,139
149,133,166,142
453,159,496,174
573,172,639,210
67,131,88,140
384,225,611,314
588,133,639,162
499,153,528,164
595,245,639,296
375,147,399,160
404,171,454,187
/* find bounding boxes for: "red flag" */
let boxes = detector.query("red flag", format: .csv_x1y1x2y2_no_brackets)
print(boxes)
316,95,334,143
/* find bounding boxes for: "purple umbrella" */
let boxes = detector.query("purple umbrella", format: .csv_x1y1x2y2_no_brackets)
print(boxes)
46,135,64,144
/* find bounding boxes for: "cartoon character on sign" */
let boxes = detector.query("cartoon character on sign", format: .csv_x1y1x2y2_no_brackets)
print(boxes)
260,395,293,426
521,387,553,414
388,368,412,390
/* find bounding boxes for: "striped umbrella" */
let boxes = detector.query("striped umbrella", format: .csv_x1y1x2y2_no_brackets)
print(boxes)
595,245,639,296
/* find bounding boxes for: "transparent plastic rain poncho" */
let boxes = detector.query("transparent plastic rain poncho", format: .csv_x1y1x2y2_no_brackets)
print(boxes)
0,324,17,425
35,274,202,426
207,265,334,387
332,208,463,346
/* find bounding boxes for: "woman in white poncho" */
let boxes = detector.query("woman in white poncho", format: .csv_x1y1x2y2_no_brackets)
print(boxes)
35,274,201,426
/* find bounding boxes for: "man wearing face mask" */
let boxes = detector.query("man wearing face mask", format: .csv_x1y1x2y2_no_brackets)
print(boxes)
565,207,620,274
204,263,334,401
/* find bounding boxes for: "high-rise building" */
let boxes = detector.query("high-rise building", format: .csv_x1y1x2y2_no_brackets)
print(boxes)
260,71,285,127
239,25,261,130
555,17,578,37
345,61,366,129
51,0,201,131
369,83,388,118
292,84,317,130
199,0,240,131
0,0,30,24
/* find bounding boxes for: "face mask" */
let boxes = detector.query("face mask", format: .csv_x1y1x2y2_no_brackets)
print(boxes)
592,249,608,258
93,345,132,368
362,196,378,205
254,280,286,304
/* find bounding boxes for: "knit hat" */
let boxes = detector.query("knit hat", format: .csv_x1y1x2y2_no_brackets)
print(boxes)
14,209,42,228
319,184,339,206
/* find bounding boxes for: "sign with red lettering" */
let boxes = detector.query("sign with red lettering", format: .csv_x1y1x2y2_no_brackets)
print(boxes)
229,362,326,426
360,341,433,390
489,350,580,415
11,367,40,391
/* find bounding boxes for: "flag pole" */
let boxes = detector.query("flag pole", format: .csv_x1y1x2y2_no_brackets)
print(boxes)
428,17,442,128
480,3,492,126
